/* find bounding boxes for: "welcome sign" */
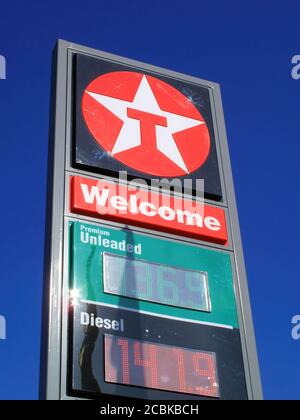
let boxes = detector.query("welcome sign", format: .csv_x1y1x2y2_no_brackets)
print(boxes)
70,176,228,245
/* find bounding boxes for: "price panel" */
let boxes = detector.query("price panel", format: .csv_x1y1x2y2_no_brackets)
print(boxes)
70,300,248,400
69,221,248,400
71,221,239,328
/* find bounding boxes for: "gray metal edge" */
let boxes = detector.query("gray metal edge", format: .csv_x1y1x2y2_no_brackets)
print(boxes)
212,85,263,400
40,40,69,400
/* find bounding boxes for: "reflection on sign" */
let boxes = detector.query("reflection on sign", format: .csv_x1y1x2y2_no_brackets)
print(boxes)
104,334,220,398
103,253,211,312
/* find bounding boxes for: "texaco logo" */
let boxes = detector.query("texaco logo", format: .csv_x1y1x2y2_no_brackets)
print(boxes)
81,72,211,177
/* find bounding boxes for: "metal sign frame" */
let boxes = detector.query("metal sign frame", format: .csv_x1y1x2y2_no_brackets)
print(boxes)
40,39,263,400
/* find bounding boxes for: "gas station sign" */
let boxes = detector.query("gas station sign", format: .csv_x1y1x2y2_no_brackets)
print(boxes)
40,40,262,401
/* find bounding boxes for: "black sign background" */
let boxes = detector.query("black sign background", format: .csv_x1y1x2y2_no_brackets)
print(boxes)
73,54,223,201
69,302,248,401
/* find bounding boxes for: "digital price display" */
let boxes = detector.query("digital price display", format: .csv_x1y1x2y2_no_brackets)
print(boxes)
103,253,211,312
71,301,248,400
104,334,219,398
69,222,249,400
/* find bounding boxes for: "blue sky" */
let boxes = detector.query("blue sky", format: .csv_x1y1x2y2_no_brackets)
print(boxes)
0,0,299,400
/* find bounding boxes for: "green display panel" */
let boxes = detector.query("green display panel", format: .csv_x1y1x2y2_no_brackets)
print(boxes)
70,221,239,328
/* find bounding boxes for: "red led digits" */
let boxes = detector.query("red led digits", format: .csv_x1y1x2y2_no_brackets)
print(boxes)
134,342,159,388
104,335,220,398
173,349,187,393
117,338,130,384
104,335,117,383
193,352,219,397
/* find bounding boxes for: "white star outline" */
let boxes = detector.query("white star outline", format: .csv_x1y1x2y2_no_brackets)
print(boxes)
86,75,205,174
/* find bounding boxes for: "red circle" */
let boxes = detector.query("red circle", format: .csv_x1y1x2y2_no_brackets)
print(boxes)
82,71,211,177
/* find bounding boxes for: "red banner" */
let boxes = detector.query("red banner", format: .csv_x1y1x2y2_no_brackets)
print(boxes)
70,176,228,245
